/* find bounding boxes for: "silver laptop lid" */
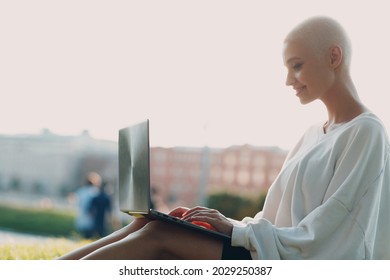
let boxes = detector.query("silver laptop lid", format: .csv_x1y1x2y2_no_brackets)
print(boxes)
118,120,151,214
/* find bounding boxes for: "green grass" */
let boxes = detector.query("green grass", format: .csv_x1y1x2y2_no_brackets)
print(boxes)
0,204,90,260
0,238,90,260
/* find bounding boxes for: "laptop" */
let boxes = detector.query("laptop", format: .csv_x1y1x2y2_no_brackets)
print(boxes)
118,119,231,242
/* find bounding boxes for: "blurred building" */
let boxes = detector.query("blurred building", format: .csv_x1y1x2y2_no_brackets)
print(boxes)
150,145,287,208
0,130,287,209
0,129,117,197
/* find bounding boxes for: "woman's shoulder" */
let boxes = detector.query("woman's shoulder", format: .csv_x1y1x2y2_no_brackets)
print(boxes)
286,112,389,162
335,112,390,154
345,112,388,136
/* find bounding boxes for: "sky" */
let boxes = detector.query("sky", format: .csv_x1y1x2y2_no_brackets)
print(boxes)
1,1,390,150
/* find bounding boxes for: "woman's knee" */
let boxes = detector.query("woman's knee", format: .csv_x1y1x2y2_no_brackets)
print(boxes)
137,220,223,259
138,220,170,241
136,220,178,258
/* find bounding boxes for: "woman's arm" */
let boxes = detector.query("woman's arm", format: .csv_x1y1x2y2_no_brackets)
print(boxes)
57,218,149,260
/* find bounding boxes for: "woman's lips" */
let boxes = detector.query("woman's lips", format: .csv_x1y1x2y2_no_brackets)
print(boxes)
294,86,306,95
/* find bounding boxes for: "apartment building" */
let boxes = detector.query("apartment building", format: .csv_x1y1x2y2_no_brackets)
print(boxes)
150,145,287,208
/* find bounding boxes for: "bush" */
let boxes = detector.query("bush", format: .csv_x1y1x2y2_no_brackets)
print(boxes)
206,192,267,220
0,204,76,237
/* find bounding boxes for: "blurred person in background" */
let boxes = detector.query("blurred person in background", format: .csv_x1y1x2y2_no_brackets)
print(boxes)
89,181,112,238
74,172,101,239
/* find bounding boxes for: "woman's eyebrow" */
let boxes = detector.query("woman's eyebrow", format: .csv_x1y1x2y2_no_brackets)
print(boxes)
286,57,301,64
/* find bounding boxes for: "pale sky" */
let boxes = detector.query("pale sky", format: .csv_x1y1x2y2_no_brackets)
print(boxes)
1,1,389,150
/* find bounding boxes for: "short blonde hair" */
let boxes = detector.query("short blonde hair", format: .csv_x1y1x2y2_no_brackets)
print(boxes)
285,16,352,68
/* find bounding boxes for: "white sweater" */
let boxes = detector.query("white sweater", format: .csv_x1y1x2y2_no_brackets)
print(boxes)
231,112,390,259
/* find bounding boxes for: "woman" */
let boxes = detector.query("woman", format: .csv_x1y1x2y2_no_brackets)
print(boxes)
59,16,390,260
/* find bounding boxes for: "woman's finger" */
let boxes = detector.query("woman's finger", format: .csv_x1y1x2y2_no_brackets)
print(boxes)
168,207,190,218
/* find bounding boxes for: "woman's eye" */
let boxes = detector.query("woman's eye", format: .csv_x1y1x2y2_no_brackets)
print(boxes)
293,63,303,70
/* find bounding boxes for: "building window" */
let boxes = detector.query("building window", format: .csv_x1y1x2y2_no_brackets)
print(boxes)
253,155,266,168
237,169,250,186
210,166,222,181
223,168,235,185
252,170,265,186
238,150,251,167
223,153,237,168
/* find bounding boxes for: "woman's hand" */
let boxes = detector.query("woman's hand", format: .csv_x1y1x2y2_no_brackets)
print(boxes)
168,207,190,219
180,206,233,237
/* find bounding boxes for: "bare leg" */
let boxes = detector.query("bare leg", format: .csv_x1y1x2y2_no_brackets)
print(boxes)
58,218,149,260
82,220,224,260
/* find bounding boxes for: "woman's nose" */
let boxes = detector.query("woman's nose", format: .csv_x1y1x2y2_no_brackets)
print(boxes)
285,71,295,86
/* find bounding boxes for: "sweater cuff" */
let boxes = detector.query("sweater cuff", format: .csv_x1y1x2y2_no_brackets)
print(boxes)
231,224,250,248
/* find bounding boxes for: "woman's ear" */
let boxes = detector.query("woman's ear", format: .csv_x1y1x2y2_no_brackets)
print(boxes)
329,45,342,69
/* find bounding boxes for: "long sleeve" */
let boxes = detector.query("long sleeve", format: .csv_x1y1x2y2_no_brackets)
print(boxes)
231,113,390,259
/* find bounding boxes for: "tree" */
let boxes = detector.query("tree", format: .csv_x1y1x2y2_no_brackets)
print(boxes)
9,177,22,192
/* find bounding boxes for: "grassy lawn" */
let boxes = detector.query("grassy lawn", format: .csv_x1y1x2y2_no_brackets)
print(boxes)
0,237,90,260
0,203,90,260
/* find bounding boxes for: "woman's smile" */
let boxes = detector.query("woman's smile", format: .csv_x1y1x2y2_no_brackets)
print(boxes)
294,86,306,96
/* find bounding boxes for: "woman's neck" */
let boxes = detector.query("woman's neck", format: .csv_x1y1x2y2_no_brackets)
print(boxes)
321,77,368,132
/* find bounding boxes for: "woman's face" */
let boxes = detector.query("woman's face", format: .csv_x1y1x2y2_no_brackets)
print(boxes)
283,38,334,104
